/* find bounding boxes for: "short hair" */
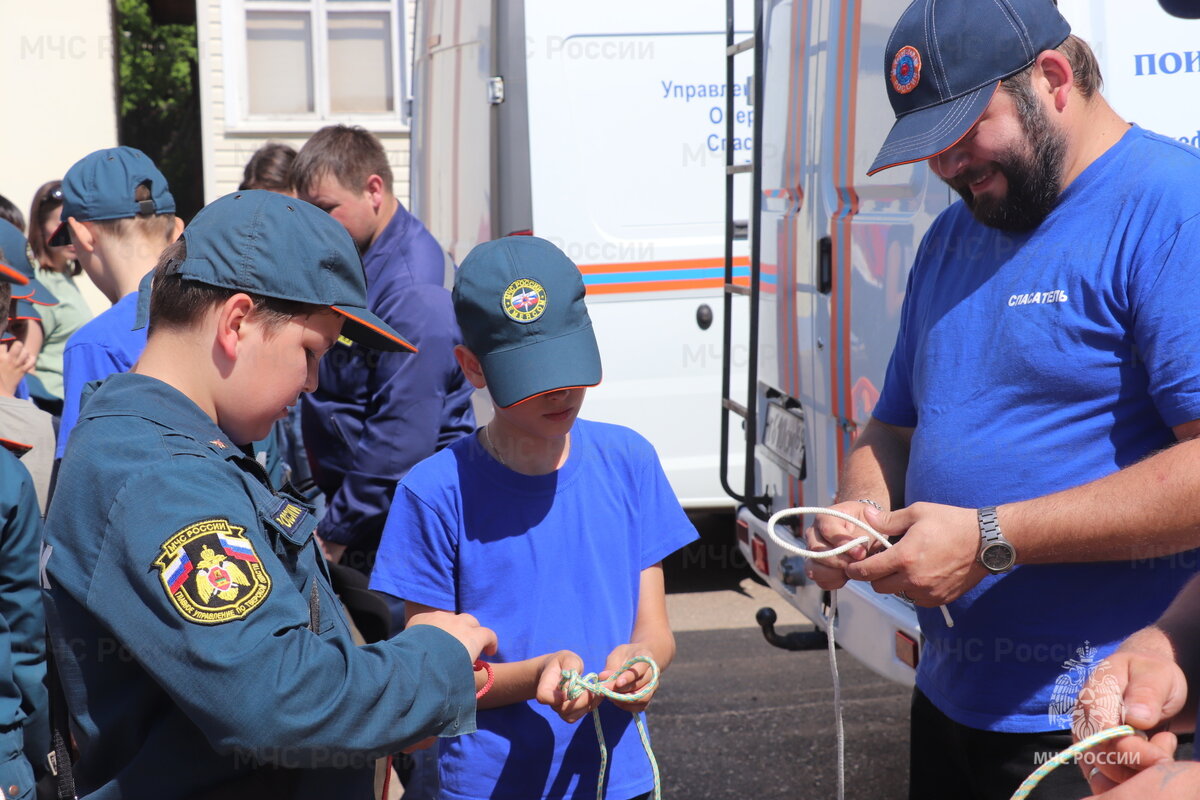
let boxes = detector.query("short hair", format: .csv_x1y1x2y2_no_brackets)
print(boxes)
239,142,297,193
0,195,24,233
291,125,393,196
1002,34,1103,102
147,238,324,337
91,183,179,244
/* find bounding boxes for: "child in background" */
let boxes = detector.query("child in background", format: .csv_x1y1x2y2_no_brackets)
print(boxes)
0,258,49,795
370,235,697,800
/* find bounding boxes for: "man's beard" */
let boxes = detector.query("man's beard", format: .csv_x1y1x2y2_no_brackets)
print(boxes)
950,95,1067,233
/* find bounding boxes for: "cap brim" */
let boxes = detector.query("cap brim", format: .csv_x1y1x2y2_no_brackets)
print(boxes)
0,263,28,287
1158,0,1200,18
48,220,71,248
11,277,57,306
868,82,1000,177
11,298,42,322
480,323,602,408
331,305,416,353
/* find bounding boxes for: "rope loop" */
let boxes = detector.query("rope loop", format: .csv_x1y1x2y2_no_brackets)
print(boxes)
559,656,662,800
765,506,954,629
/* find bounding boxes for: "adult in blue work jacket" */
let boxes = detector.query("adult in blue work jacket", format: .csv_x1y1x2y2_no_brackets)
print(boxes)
293,125,475,578
43,190,496,799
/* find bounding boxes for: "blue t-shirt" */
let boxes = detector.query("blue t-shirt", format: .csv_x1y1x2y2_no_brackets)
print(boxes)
57,291,146,458
873,126,1200,732
370,419,698,800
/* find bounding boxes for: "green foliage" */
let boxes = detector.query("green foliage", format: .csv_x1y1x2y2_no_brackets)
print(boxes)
115,0,203,219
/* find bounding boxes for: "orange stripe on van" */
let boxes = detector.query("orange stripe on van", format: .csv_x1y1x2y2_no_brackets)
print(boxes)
578,256,750,275
587,276,751,295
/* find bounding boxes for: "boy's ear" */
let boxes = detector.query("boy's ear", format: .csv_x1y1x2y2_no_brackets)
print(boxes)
214,293,257,362
67,218,95,253
453,344,487,390
170,216,185,243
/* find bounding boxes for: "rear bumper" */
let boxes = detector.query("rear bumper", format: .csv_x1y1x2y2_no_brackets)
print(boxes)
736,506,922,687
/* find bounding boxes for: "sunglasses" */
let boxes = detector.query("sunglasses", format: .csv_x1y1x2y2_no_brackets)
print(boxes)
40,186,64,207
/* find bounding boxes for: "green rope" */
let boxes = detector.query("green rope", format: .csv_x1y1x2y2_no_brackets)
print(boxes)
1009,724,1135,799
560,655,662,800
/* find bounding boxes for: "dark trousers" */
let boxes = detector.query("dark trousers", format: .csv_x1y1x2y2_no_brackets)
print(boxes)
909,689,1090,800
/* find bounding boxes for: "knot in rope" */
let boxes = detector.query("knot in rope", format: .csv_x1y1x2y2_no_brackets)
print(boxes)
558,656,662,800
559,655,660,703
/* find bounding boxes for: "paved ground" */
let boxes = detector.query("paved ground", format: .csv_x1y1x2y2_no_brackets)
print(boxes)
652,517,912,799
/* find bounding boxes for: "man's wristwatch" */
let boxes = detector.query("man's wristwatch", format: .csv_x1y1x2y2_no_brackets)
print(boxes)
977,506,1016,574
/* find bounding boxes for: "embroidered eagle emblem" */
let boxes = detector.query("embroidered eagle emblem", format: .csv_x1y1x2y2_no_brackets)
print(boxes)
155,519,271,625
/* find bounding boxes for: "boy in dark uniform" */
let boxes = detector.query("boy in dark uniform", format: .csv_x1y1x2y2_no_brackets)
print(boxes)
0,260,48,798
44,190,496,798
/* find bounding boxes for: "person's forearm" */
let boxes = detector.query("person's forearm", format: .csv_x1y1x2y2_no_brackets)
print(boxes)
833,418,911,510
475,655,551,710
1001,437,1200,563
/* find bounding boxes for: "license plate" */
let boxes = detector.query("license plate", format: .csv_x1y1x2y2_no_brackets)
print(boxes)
762,401,806,477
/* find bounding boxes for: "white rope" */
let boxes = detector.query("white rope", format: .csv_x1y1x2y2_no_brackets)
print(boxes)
764,507,955,628
763,506,956,800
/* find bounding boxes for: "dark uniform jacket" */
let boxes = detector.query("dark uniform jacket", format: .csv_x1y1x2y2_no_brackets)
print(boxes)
301,205,475,565
45,373,475,799
0,448,47,798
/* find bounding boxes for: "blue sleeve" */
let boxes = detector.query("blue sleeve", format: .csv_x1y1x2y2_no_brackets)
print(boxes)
1128,214,1200,427
634,440,699,568
82,460,476,759
57,341,125,459
370,478,459,610
872,249,921,428
0,457,47,772
319,285,474,547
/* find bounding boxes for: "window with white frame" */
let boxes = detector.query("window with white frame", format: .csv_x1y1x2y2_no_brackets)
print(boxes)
224,0,407,130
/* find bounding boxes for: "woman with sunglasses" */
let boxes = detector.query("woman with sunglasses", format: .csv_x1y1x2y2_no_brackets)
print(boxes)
25,180,92,415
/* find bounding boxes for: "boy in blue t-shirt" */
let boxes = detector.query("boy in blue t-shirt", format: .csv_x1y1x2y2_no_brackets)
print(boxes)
370,236,698,800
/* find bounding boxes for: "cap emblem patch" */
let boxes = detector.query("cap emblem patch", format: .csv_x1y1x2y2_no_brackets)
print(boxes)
890,45,921,95
502,279,548,323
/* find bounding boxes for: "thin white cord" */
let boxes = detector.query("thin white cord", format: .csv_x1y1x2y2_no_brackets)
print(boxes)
763,506,956,800
764,507,954,628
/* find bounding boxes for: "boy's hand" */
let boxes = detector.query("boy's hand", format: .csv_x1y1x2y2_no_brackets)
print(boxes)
597,644,658,713
0,340,34,397
535,650,599,724
406,610,498,663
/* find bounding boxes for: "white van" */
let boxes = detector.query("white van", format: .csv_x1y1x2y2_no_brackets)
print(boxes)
409,0,757,509
726,0,1200,685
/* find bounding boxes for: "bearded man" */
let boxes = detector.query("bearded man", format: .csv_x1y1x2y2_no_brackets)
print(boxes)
806,1,1200,798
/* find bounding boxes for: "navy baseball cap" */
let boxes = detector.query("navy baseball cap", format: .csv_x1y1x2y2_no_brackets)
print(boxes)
1159,0,1200,18
0,221,57,305
868,0,1071,176
136,190,414,352
49,146,176,246
453,236,601,408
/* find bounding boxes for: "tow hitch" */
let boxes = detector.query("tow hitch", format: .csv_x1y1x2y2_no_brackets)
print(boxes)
755,607,831,651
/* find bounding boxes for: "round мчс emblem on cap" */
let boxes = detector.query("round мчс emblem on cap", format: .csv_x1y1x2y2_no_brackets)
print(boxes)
502,278,548,323
890,45,921,95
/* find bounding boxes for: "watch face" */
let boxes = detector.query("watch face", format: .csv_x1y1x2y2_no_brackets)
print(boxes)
981,542,1015,572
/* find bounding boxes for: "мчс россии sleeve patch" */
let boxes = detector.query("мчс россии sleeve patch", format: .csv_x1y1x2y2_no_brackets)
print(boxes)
154,519,272,624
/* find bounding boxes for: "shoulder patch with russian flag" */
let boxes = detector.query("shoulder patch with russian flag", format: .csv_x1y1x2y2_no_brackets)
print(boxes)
153,519,271,625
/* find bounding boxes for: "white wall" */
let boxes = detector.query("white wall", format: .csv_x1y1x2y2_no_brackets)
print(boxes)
0,0,120,314
199,0,416,206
